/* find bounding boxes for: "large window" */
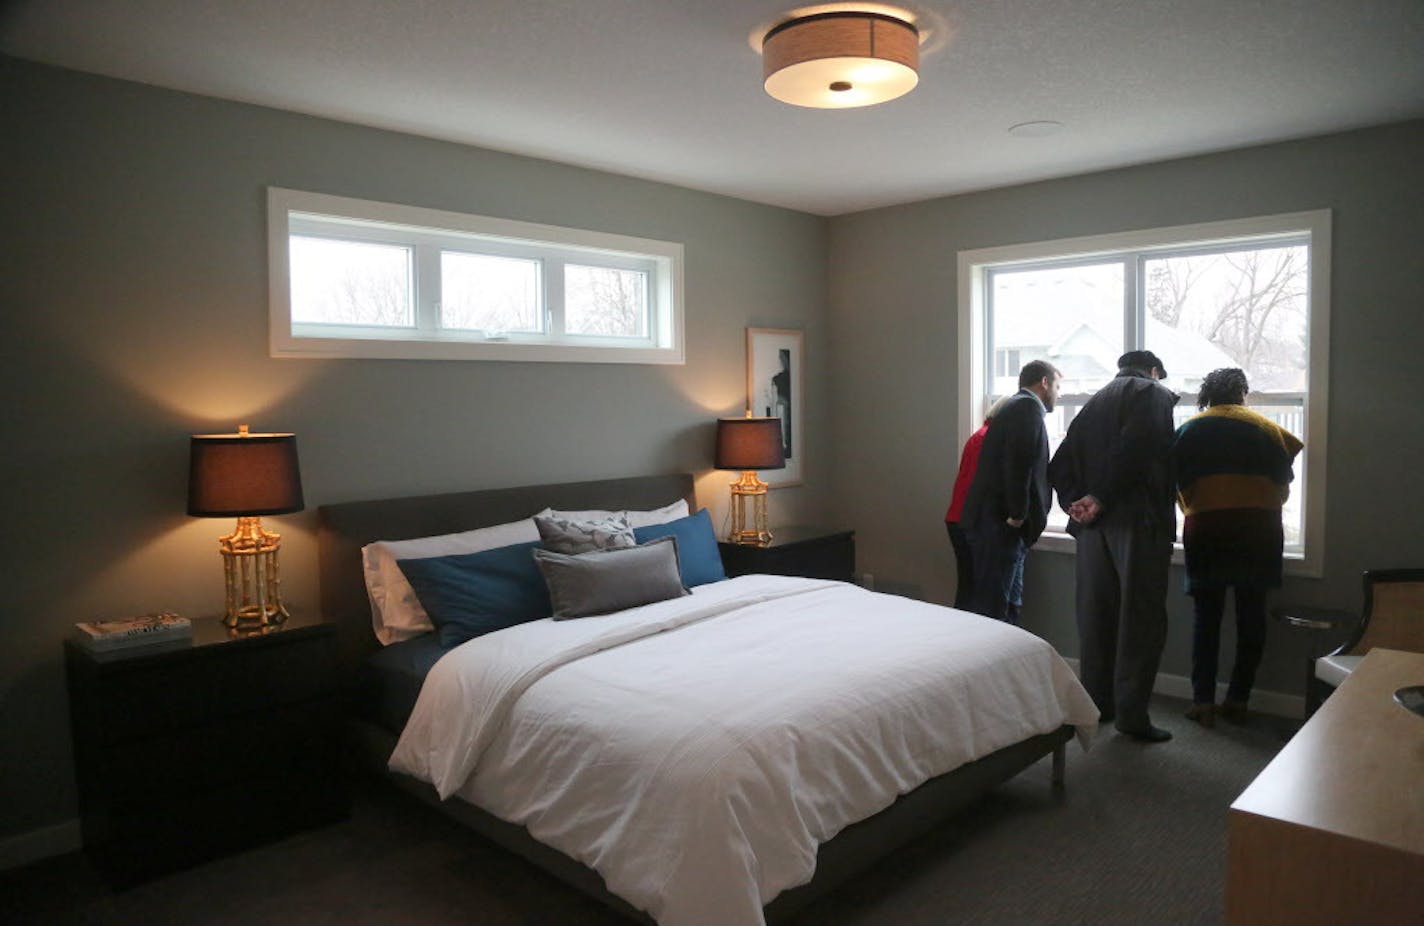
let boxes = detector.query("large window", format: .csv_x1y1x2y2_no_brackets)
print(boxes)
959,211,1330,575
268,188,683,363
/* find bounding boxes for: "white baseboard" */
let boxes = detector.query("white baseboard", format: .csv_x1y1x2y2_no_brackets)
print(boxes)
1060,657,1304,720
0,818,81,871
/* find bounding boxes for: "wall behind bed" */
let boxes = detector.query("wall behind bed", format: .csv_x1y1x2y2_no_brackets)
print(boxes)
0,54,831,857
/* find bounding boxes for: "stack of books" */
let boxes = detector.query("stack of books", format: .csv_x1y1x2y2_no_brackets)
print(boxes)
74,612,193,652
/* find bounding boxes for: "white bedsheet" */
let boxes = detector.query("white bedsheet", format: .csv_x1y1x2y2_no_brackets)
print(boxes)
390,575,1099,926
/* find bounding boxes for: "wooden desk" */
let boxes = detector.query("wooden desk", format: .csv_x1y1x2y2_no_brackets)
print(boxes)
1226,648,1424,925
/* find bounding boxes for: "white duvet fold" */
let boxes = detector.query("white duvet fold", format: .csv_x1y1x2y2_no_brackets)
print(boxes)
391,575,841,799
390,575,1099,926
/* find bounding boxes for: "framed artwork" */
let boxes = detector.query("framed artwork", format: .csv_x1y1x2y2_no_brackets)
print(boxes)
746,327,804,487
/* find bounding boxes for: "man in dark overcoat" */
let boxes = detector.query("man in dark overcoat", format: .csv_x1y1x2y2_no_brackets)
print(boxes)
961,359,1061,624
1048,350,1179,742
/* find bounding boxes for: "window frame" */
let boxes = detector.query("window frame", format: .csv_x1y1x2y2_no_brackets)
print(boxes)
267,188,684,364
957,210,1331,577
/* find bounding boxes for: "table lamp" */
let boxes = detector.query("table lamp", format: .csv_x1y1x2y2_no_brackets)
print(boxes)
715,415,786,545
187,425,304,627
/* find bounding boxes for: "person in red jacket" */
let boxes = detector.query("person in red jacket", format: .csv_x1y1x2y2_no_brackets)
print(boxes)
945,397,1008,610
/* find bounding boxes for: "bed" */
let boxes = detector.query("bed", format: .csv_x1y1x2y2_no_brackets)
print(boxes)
318,473,1098,926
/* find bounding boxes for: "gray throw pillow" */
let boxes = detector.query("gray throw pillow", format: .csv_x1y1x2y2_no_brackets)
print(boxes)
532,536,689,619
535,513,636,555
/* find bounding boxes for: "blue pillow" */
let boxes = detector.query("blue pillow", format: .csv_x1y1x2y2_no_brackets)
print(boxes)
397,540,551,647
632,508,726,587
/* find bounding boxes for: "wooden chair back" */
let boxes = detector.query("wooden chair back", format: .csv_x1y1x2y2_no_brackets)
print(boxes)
1348,569,1424,656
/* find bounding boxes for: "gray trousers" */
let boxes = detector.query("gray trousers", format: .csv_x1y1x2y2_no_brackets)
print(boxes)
1074,517,1172,732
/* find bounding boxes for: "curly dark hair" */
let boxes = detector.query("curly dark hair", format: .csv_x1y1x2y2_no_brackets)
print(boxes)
1198,367,1249,410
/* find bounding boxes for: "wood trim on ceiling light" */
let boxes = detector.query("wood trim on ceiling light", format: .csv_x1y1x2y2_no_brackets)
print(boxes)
762,11,919,109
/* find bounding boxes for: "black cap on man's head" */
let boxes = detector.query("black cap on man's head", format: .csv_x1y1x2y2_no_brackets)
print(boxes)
1118,350,1167,378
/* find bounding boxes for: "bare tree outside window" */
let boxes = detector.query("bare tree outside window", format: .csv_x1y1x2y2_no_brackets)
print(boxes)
1144,246,1308,392
290,236,412,327
440,252,541,334
565,265,647,337
1146,259,1206,328
1143,244,1310,545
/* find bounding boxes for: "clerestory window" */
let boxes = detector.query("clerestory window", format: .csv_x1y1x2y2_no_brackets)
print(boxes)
268,188,683,364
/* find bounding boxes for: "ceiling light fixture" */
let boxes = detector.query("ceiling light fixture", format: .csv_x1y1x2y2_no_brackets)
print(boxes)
762,10,919,109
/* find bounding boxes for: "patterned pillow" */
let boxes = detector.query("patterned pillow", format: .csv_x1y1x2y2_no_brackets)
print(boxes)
535,513,636,555
537,499,690,528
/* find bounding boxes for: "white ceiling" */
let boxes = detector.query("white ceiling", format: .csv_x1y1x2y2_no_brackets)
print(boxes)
3,1,1422,215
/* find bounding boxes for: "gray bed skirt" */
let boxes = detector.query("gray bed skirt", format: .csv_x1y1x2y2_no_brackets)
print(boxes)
350,719,1071,925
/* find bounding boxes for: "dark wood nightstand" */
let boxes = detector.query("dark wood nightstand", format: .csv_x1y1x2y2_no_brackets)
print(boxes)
64,614,349,886
718,526,855,582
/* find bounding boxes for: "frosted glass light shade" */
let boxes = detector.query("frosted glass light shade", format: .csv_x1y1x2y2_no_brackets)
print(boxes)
763,11,919,109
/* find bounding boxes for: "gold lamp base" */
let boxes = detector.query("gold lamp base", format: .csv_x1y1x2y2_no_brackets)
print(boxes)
728,471,773,546
217,516,290,628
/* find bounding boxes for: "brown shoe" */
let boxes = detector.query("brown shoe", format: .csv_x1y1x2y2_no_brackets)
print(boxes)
1218,700,1249,724
1185,703,1216,728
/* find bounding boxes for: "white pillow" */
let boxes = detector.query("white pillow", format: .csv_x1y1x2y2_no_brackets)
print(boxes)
362,518,539,645
625,499,691,528
536,498,689,529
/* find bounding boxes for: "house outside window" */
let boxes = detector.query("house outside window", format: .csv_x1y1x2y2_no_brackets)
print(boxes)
959,211,1331,575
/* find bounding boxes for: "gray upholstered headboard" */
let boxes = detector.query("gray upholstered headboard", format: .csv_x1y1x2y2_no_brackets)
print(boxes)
317,473,697,670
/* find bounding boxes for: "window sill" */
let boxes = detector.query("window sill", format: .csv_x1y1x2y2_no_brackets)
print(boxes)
1034,530,1316,577
271,334,684,364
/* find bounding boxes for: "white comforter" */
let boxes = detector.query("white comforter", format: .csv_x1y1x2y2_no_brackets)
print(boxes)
390,575,1099,926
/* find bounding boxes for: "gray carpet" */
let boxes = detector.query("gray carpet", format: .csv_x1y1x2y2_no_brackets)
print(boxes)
2,695,1297,926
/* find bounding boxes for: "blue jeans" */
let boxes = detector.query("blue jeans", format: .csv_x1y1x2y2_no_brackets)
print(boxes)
965,519,1028,624
1008,544,1025,607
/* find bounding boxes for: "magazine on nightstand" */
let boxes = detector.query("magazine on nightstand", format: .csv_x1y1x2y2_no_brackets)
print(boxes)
74,612,193,652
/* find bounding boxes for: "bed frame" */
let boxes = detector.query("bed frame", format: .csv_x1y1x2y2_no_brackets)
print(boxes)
317,472,1072,925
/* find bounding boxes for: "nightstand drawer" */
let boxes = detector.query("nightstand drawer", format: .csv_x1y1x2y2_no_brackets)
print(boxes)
81,632,337,743
737,544,854,580
102,697,343,798
719,527,855,582
92,767,349,886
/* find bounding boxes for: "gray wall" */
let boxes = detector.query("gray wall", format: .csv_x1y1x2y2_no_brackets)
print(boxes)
826,120,1424,693
4,48,1421,854
0,57,830,844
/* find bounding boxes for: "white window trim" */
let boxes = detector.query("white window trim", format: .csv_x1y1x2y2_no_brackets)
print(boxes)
957,210,1331,577
267,188,685,364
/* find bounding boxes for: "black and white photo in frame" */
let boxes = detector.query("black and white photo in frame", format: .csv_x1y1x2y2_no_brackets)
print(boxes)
746,327,804,487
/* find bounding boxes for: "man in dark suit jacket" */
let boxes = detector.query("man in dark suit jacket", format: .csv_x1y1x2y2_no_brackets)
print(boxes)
961,359,1062,624
1048,350,1179,743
